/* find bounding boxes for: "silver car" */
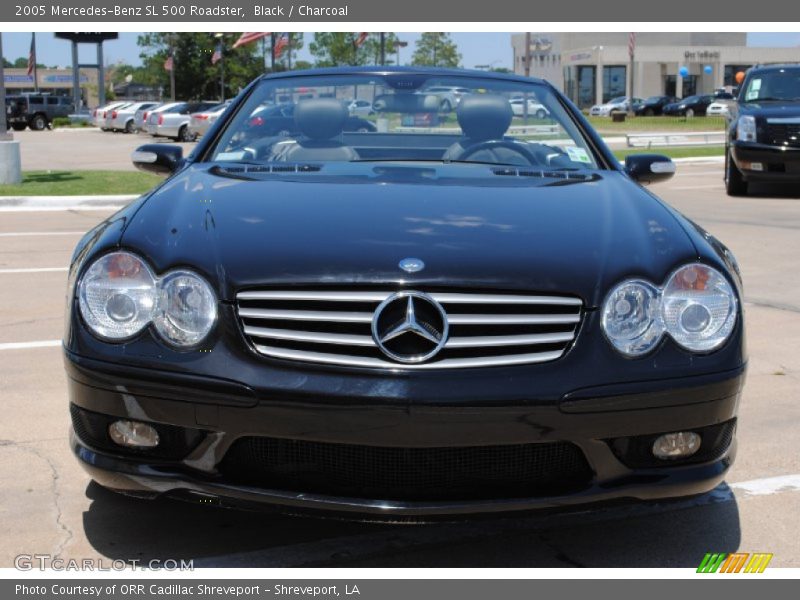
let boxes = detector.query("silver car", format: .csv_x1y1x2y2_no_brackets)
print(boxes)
589,96,643,116
187,101,232,140
420,85,472,112
146,101,219,141
133,103,162,133
93,101,128,129
108,101,159,133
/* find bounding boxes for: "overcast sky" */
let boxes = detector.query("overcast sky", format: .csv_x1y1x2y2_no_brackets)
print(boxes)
2,32,799,71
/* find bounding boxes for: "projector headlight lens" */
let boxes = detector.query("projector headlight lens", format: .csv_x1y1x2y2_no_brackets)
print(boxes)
601,280,663,356
153,270,218,347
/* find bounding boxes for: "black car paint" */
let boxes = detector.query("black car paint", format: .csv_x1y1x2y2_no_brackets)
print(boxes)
65,67,746,517
662,95,714,117
633,96,677,116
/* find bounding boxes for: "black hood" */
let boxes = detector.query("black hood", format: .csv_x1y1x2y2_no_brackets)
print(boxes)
121,165,697,307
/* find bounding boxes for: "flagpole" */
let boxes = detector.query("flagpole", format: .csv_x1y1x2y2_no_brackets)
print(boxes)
287,33,292,71
32,33,39,93
169,38,176,102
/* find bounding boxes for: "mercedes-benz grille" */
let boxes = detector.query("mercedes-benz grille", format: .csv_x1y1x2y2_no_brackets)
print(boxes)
235,289,583,369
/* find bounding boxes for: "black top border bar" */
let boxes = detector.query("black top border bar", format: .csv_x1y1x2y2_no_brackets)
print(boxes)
3,0,800,22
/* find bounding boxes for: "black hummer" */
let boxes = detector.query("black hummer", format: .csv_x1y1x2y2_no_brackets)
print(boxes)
726,64,800,195
5,94,74,131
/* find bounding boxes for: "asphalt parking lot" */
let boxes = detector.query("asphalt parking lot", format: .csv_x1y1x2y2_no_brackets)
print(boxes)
1,159,799,568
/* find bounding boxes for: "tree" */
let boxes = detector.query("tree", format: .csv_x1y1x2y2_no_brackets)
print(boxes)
137,33,267,100
411,33,461,68
11,57,46,69
309,33,399,67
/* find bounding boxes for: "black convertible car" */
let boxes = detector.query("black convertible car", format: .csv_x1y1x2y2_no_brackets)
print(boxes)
65,67,745,519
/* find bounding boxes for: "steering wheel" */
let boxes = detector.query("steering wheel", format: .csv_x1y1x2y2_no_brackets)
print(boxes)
455,139,540,166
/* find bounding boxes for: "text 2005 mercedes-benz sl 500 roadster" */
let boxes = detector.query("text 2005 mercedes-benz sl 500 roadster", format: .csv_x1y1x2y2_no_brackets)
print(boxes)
65,67,745,518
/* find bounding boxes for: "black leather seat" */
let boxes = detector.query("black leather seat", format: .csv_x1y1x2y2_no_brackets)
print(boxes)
443,95,529,165
273,99,359,162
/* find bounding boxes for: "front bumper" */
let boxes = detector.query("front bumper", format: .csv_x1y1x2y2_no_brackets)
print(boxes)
66,349,744,517
731,141,800,182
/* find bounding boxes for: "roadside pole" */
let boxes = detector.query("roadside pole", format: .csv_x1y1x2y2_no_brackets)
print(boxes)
0,32,23,184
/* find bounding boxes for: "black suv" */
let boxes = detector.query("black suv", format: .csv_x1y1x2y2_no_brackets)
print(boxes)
5,94,74,131
726,64,800,195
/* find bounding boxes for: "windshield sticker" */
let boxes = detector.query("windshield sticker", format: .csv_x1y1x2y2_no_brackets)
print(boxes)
565,146,592,164
216,151,247,161
746,79,761,101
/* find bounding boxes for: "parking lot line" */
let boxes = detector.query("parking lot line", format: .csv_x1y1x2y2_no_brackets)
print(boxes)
0,267,68,274
0,231,84,238
0,340,61,351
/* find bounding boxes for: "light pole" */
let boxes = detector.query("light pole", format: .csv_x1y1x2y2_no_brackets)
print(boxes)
214,33,225,101
394,40,407,66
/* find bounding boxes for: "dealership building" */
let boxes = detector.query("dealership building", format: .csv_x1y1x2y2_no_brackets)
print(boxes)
2,68,99,107
511,33,800,108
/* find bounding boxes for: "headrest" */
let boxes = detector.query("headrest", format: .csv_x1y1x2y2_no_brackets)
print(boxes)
456,95,513,141
294,98,348,140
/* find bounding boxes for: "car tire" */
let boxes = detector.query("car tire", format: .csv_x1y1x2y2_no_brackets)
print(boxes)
11,123,27,131
686,108,695,118
125,120,135,134
29,114,47,131
725,150,748,196
535,109,546,119
645,108,655,116
177,125,192,142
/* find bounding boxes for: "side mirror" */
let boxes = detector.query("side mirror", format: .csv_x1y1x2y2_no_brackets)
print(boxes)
624,154,676,185
132,144,184,176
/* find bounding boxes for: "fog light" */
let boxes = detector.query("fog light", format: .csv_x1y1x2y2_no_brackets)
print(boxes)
108,420,160,448
652,431,701,460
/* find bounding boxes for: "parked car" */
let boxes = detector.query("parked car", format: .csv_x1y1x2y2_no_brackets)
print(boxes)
102,102,133,131
93,101,129,130
188,101,232,140
347,99,375,116
67,67,744,519
706,101,731,117
509,96,549,119
133,104,162,133
246,102,377,137
108,101,160,133
589,96,642,116
633,95,678,116
726,63,800,196
420,85,472,112
5,94,73,131
145,101,218,141
662,95,715,117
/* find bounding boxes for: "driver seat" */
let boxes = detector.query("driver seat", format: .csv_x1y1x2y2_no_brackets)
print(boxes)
443,95,527,164
272,99,359,162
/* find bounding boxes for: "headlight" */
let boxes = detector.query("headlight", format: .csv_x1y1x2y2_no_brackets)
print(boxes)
602,264,738,357
78,252,157,340
77,252,217,347
737,115,757,141
153,271,217,347
601,280,663,356
661,264,737,352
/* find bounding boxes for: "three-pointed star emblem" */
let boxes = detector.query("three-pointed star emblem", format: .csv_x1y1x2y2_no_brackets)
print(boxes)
379,296,443,345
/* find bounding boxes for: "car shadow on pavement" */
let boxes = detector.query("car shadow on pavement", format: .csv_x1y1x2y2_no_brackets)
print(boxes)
23,172,82,183
81,481,741,568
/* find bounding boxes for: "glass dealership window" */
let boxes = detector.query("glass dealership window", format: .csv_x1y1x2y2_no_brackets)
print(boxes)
602,66,626,103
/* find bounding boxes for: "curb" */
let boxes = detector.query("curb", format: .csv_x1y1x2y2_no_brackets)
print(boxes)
0,194,137,212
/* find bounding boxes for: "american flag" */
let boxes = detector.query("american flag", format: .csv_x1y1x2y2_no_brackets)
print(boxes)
27,34,36,77
211,43,222,65
274,33,289,58
628,32,636,59
354,32,369,48
163,54,173,72
233,32,270,49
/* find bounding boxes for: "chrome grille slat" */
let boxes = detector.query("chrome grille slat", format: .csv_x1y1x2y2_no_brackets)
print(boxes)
238,308,373,323
253,345,565,370
243,325,374,346
236,289,583,369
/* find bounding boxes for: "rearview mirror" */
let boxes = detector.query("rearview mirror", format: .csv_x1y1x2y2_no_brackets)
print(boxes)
132,144,184,176
624,154,676,185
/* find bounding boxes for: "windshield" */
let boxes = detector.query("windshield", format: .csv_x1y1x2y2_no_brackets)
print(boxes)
744,69,800,102
207,73,600,170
